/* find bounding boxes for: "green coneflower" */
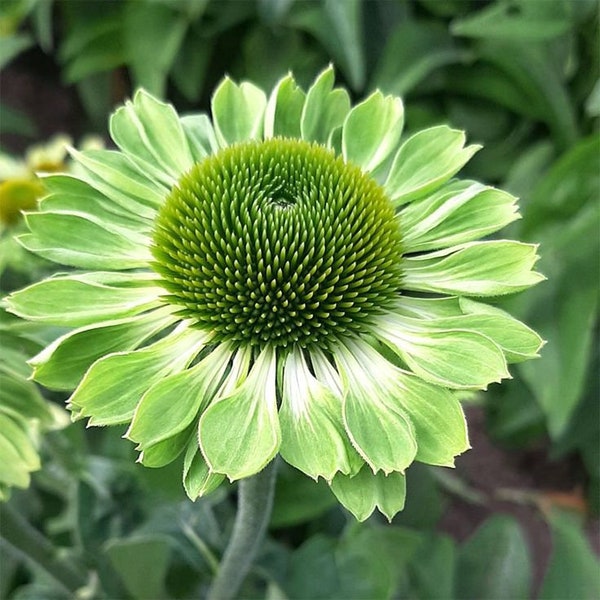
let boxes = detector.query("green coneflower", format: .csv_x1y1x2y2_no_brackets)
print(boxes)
7,68,543,520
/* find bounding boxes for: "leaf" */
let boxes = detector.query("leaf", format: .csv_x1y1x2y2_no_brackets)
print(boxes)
408,534,456,599
123,1,188,98
0,33,33,70
106,536,171,600
451,1,573,41
456,515,532,600
539,511,600,599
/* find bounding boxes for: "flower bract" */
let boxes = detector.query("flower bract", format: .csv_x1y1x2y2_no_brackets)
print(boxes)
7,68,544,520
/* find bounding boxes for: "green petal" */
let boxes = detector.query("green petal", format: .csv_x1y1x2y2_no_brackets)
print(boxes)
373,312,509,390
139,425,193,468
279,349,362,482
330,466,406,522
199,346,281,481
183,437,225,499
180,114,219,161
0,433,31,488
385,126,481,206
21,210,151,269
264,73,306,139
30,308,176,391
68,327,204,426
41,174,151,226
342,90,404,173
71,149,166,216
7,272,162,326
401,181,520,252
395,296,463,319
403,241,545,296
334,341,417,474
211,77,267,146
126,343,233,450
110,89,193,182
301,66,351,145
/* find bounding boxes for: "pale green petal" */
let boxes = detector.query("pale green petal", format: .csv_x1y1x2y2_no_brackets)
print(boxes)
401,181,520,252
180,114,219,161
330,466,406,522
21,210,151,269
199,346,281,481
339,339,469,465
110,89,194,182
395,296,463,319
70,149,166,216
30,308,176,391
264,73,306,139
41,174,151,226
403,241,545,296
183,437,225,499
0,434,31,488
68,326,205,426
279,348,362,481
7,272,162,326
385,126,481,206
334,342,417,474
301,66,351,145
342,90,404,173
211,77,267,146
372,312,509,390
126,343,233,450
139,425,193,468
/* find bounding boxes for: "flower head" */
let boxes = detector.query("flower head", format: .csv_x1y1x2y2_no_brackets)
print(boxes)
8,68,544,520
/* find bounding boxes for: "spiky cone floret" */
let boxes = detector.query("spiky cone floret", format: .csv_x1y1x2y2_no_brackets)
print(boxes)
6,67,544,521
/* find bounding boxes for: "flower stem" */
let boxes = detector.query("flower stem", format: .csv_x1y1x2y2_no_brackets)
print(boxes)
207,460,278,600
0,501,89,595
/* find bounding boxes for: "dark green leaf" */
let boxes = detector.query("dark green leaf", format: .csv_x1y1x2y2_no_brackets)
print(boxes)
456,515,532,600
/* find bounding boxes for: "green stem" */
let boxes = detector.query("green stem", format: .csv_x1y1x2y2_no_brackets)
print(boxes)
0,501,89,595
207,460,278,600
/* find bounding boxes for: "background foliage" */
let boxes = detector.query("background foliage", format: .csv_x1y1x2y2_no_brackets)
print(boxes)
1,0,598,598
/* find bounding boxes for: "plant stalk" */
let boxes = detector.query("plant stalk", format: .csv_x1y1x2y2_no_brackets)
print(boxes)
0,501,89,595
207,460,278,600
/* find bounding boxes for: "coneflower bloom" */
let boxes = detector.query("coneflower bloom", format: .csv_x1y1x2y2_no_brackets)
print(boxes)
8,68,543,520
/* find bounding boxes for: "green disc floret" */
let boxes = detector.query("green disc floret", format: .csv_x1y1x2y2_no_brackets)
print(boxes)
151,138,403,349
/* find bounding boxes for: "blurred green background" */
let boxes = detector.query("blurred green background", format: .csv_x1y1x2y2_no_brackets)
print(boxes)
1,1,598,598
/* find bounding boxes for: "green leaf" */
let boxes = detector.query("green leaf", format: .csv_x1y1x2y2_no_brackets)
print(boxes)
342,91,404,173
401,180,519,253
264,74,306,139
373,20,466,96
456,515,532,600
300,66,351,146
279,349,362,481
0,33,33,70
123,1,187,98
211,77,267,146
539,512,600,599
7,272,162,327
330,467,406,522
408,534,456,599
271,465,337,528
403,241,544,296
106,535,171,600
110,90,194,183
30,309,175,390
126,343,232,450
68,327,202,426
334,342,417,474
199,347,281,480
385,126,481,205
171,26,212,102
